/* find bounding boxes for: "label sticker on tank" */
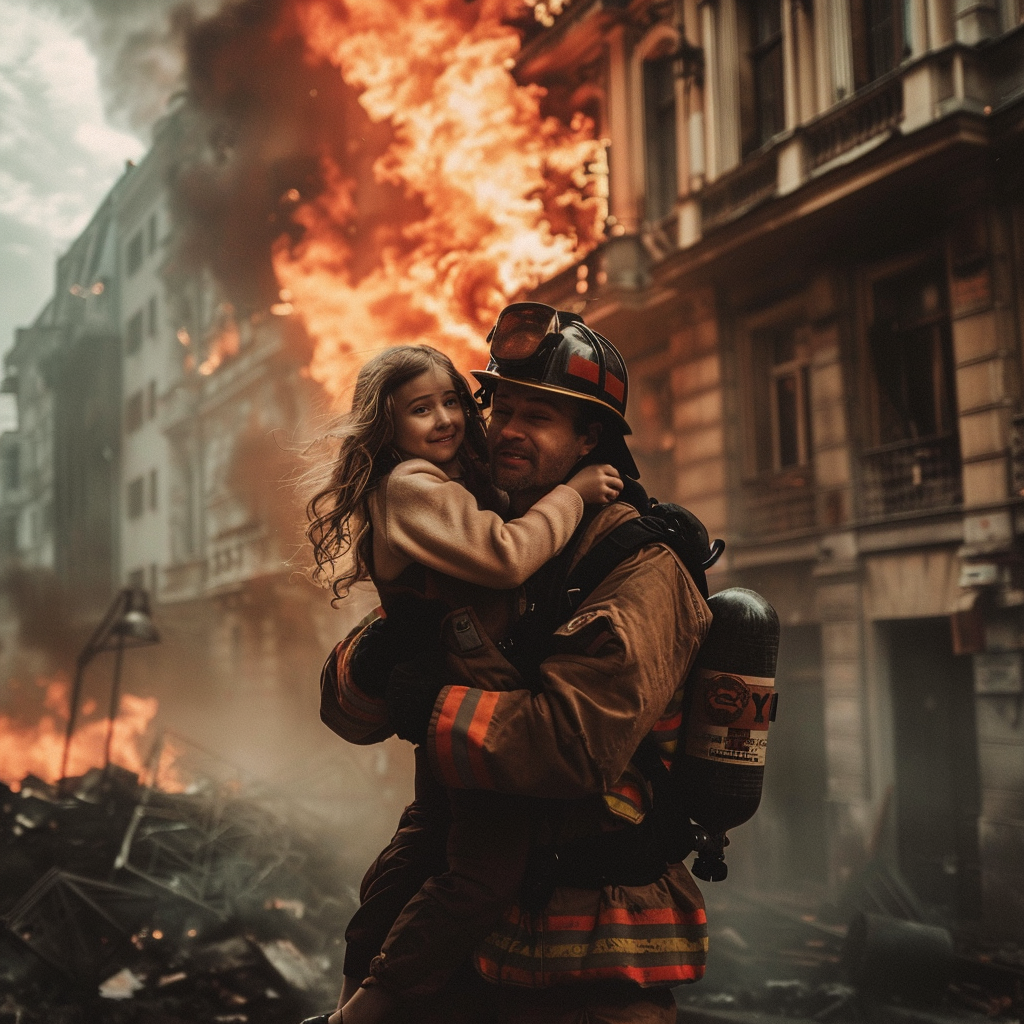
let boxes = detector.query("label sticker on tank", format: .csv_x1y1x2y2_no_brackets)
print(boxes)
685,669,774,765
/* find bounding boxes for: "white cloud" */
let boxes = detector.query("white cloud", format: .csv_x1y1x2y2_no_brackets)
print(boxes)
0,169,93,240
73,119,141,160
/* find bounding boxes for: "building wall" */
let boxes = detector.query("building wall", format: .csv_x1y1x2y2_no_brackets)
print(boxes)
524,0,1024,933
118,145,175,598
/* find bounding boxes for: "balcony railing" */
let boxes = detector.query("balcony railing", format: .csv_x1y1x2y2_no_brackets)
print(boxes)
804,75,904,171
860,435,962,519
700,149,778,231
740,471,817,539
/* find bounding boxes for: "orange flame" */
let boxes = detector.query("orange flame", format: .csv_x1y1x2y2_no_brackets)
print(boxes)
274,0,605,407
197,306,242,376
0,674,182,792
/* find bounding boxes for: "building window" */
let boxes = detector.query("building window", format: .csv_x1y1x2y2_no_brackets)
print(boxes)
125,391,144,434
771,332,813,470
866,0,906,80
751,0,785,148
146,380,157,420
147,212,158,256
749,325,812,474
127,477,144,520
126,310,144,354
126,231,144,277
869,263,955,446
1,445,20,492
147,295,158,338
149,468,158,511
852,0,910,86
0,514,17,554
642,52,678,222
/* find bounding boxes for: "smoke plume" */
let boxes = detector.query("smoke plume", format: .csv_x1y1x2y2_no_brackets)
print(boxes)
40,0,220,135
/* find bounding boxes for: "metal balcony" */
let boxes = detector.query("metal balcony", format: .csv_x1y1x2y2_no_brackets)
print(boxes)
860,435,962,519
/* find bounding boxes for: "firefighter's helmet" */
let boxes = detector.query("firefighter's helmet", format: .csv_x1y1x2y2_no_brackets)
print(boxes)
473,302,631,429
473,303,639,478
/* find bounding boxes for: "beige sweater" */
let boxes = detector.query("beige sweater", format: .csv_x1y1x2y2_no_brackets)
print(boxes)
366,459,584,587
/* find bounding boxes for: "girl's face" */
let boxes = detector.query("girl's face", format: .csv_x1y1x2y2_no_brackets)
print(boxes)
392,366,466,471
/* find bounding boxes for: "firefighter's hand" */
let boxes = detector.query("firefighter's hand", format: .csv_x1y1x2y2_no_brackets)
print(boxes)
386,660,446,747
566,463,623,505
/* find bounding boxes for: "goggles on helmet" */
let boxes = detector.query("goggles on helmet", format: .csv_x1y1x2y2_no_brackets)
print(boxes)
487,302,582,364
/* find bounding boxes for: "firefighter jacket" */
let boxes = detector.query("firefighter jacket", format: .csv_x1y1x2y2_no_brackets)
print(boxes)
324,499,713,990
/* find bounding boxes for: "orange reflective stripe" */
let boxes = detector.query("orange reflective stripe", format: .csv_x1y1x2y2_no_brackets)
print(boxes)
431,686,499,790
476,894,709,989
476,957,705,987
651,711,682,733
432,686,465,788
464,689,498,789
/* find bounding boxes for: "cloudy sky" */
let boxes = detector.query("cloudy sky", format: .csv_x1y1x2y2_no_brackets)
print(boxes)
0,0,196,357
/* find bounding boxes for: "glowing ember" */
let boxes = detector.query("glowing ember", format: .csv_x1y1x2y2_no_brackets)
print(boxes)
0,675,181,791
273,0,605,407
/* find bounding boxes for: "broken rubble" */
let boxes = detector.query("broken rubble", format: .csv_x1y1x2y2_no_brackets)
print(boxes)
0,764,359,1023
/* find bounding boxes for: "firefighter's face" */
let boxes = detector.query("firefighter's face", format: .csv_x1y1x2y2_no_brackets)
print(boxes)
392,367,466,472
487,382,599,503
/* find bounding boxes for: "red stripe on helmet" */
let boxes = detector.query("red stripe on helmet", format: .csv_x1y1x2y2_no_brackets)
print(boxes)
567,353,600,384
605,372,625,403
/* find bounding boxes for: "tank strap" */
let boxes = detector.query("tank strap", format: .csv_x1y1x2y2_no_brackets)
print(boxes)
563,511,714,615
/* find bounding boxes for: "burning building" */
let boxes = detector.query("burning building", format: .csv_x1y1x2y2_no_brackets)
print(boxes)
0,0,605,822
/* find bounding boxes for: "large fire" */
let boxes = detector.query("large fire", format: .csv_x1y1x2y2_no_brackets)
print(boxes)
270,0,605,405
0,675,180,791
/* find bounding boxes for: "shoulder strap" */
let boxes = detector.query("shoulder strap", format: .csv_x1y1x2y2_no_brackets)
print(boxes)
564,510,720,614
564,518,670,613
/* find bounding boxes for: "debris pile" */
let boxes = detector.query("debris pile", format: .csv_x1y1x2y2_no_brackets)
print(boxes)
0,760,355,1023
677,876,1024,1024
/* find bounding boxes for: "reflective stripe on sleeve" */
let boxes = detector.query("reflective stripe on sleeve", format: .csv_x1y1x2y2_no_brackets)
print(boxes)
431,686,498,789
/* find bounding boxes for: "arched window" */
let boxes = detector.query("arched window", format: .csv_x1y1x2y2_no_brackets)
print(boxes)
643,52,678,222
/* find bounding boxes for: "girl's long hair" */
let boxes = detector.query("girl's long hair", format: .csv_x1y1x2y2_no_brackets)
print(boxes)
307,345,490,603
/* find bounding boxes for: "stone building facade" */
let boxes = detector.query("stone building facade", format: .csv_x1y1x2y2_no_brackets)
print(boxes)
516,0,1024,934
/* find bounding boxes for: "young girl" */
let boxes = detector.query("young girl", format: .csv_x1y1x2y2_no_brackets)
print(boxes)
307,345,621,1023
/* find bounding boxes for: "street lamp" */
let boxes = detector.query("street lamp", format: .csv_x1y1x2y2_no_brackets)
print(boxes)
59,587,160,781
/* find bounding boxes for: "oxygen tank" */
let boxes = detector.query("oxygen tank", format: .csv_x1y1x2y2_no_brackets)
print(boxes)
675,588,779,881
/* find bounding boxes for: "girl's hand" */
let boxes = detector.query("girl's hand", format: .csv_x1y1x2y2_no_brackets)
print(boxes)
567,463,623,505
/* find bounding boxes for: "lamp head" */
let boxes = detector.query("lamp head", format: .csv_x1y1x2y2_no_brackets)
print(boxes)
113,588,159,645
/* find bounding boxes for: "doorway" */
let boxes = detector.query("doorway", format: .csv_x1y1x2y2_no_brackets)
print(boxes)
763,624,828,886
886,617,982,920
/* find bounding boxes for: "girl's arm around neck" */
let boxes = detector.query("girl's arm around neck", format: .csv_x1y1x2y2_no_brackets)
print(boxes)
379,460,583,589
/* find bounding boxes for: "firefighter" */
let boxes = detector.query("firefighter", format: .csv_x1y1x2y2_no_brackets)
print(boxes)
325,303,713,1024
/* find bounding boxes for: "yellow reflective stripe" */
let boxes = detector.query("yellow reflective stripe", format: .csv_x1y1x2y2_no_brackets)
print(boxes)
484,934,709,958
